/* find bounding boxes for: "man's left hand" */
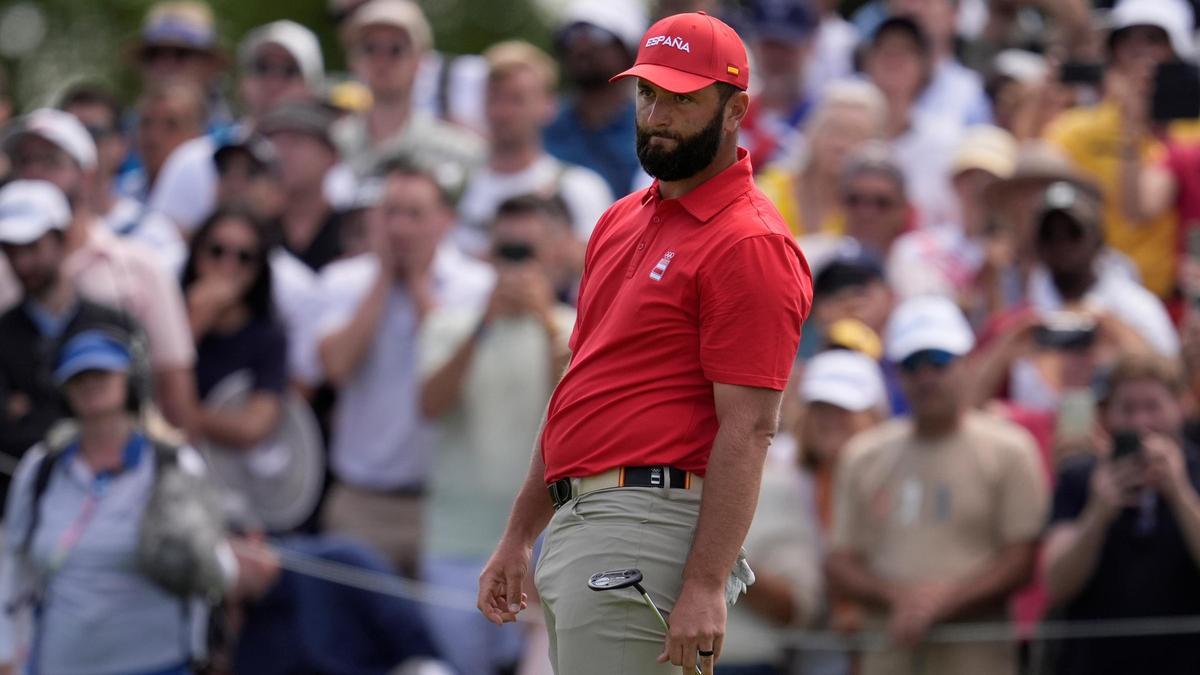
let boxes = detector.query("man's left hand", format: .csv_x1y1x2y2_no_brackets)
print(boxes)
659,579,725,674
887,581,956,647
1144,434,1191,503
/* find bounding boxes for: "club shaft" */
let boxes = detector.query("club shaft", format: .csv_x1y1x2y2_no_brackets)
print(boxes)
638,588,704,675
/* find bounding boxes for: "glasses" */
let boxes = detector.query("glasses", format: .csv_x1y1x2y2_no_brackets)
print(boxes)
140,45,203,64
355,41,410,60
251,60,301,80
85,124,117,141
11,151,72,172
203,242,258,266
844,192,899,210
899,349,956,374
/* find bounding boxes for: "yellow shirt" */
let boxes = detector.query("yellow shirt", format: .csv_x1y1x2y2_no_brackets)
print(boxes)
756,165,846,238
1045,102,1178,298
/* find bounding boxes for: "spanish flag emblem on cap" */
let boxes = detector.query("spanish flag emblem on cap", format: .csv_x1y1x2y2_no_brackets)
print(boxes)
727,65,740,76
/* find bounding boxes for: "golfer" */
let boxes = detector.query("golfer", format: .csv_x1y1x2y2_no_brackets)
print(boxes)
477,11,812,675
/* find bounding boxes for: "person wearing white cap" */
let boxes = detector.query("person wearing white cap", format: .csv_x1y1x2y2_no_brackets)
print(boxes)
332,0,484,184
543,0,649,197
1,110,200,437
1046,0,1194,300
826,295,1048,675
237,20,325,122
0,181,142,503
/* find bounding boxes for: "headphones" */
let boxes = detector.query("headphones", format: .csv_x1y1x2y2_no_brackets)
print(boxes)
57,319,153,415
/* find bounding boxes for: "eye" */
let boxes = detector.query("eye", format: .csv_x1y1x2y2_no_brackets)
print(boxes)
638,87,654,99
674,94,692,104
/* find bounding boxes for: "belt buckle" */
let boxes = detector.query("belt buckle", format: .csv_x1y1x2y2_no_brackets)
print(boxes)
548,479,572,509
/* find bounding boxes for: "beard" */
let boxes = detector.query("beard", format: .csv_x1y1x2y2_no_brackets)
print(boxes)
636,105,725,182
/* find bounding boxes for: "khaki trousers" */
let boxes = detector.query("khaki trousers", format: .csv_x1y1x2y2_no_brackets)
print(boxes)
535,486,703,675
321,482,424,578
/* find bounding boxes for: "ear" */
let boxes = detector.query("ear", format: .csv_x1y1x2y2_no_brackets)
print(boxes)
725,90,750,134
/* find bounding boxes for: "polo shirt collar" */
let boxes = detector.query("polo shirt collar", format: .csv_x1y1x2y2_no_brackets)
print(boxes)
641,148,755,223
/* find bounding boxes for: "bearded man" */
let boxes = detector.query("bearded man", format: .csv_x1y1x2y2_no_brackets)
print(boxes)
476,12,813,675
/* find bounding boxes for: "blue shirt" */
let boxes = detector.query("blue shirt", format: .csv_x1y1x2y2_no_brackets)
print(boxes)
544,99,641,198
234,536,441,675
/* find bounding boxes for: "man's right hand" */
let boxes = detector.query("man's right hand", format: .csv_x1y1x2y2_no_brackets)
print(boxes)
1087,456,1146,523
477,539,531,625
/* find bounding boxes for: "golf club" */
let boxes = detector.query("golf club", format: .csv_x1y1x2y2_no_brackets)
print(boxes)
588,568,704,675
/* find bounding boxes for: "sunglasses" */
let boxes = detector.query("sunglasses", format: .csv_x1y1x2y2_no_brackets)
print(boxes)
844,192,899,210
203,242,258,266
141,45,203,63
1038,219,1087,244
356,41,410,59
898,349,956,374
251,60,301,80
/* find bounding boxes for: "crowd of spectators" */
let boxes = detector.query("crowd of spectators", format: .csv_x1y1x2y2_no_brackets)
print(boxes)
2,0,1200,674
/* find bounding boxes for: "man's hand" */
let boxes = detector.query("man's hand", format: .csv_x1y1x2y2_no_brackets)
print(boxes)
477,538,531,626
658,580,725,674
1144,434,1191,504
1087,455,1146,523
887,582,956,647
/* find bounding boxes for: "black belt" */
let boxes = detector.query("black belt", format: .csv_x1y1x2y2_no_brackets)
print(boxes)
548,466,692,510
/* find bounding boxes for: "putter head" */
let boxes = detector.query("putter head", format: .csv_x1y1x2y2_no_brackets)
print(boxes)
587,568,644,591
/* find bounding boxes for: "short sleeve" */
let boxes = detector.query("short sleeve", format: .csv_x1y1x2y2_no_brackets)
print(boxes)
997,431,1051,543
699,234,811,390
1049,456,1096,527
251,323,288,395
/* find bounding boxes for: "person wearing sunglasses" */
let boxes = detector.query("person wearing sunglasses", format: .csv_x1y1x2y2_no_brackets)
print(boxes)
181,207,286,453
826,295,1048,675
837,143,911,260
236,21,324,124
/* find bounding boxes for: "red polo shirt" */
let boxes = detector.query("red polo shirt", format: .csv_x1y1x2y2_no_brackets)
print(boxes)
540,149,812,483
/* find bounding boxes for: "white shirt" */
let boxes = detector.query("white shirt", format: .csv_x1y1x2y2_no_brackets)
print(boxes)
270,249,323,385
1027,263,1180,356
317,245,493,489
455,154,613,257
887,227,983,300
806,15,859,101
916,60,993,127
147,136,218,233
891,112,963,229
103,195,187,274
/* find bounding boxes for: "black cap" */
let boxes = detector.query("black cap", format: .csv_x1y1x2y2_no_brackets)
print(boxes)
1035,180,1103,239
869,15,931,57
814,248,886,297
213,131,278,174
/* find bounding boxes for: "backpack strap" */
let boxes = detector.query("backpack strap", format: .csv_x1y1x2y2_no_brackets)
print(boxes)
20,451,61,556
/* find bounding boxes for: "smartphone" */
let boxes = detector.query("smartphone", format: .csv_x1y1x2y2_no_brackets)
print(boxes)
1034,313,1098,351
1112,430,1142,461
1060,61,1104,87
494,241,535,263
1152,62,1200,122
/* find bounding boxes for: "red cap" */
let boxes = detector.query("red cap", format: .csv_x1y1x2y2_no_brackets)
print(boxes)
610,12,750,94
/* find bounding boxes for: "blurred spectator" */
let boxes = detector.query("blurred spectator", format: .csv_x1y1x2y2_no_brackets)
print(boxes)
127,0,233,131
740,0,818,168
837,143,911,260
544,0,648,197
860,16,961,227
333,0,484,186
887,125,1018,305
418,193,575,675
316,160,492,577
970,181,1170,417
827,295,1048,675
1044,353,1200,675
892,0,992,126
758,80,887,237
259,101,347,273
456,40,611,258
721,350,889,674
237,21,325,122
0,181,136,506
181,208,286,450
229,533,449,674
212,135,323,387
58,83,186,271
3,109,198,435
970,0,1093,71
1045,0,1194,299
805,0,860,102
122,79,208,206
0,326,226,675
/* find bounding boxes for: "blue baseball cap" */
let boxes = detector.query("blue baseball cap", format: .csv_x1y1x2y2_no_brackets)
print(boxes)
749,0,816,43
55,330,133,385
